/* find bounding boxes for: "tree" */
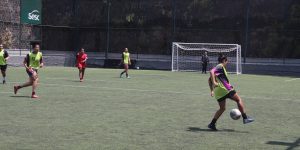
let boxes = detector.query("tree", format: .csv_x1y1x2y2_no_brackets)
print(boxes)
0,28,14,48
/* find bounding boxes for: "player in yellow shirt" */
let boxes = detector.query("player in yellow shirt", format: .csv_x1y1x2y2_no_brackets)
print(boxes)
14,44,44,98
208,54,254,131
0,44,9,84
120,48,131,78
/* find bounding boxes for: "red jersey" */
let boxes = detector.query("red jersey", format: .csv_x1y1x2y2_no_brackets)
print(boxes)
76,52,87,68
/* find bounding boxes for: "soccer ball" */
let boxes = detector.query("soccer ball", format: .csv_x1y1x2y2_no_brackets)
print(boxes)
230,109,241,120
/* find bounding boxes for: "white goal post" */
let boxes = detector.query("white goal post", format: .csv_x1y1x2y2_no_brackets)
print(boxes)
172,42,242,74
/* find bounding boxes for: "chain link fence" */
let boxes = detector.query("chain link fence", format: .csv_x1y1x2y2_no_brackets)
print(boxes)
0,0,299,63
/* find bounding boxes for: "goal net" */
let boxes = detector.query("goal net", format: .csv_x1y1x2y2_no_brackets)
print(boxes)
172,42,242,74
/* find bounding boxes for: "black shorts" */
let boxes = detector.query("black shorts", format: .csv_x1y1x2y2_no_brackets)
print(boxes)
0,65,7,72
26,69,38,78
217,90,237,102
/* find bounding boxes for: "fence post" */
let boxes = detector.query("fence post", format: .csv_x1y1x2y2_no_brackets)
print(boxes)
244,0,250,63
105,0,111,59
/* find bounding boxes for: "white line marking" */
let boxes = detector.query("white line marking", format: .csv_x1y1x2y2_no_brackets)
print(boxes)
0,92,13,94
0,91,23,95
7,81,204,95
45,77,210,92
46,77,126,83
285,78,300,82
41,83,204,95
241,95,300,103
5,82,299,103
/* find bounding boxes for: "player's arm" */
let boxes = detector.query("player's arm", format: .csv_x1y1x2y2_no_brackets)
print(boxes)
40,56,44,68
128,55,131,65
83,55,88,63
208,76,214,97
209,70,217,97
75,53,79,67
120,53,124,65
208,77,213,92
4,50,9,61
210,69,218,87
23,54,30,70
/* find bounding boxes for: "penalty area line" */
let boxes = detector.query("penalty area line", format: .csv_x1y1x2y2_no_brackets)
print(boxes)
285,78,300,82
7,81,204,95
40,83,204,95
241,95,300,103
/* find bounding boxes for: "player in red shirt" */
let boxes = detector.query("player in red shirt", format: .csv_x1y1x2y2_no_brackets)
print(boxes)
76,48,88,82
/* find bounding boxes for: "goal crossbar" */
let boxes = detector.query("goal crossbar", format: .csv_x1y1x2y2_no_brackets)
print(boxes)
172,42,242,74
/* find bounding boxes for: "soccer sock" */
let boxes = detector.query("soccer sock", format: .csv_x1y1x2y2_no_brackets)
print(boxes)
32,91,36,95
210,118,217,125
126,73,128,77
3,77,5,81
242,113,248,119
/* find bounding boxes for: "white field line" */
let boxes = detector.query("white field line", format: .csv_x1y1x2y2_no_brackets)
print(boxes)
0,91,23,95
44,68,170,77
0,92,14,94
7,81,205,95
45,77,210,91
5,82,299,103
285,78,300,82
46,77,122,83
241,95,300,103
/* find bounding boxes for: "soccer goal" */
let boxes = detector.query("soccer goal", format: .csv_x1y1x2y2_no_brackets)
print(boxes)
171,42,242,74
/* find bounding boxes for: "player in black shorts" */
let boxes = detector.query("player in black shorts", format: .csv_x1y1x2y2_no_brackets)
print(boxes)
0,44,9,84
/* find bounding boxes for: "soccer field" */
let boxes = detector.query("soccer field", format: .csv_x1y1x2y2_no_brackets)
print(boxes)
0,67,299,150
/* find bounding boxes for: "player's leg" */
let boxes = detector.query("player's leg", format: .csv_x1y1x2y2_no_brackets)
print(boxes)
81,68,85,80
120,64,126,78
31,77,38,98
78,67,83,81
204,63,207,74
230,92,254,124
0,65,7,84
14,69,35,94
14,77,33,94
208,99,226,131
125,64,130,78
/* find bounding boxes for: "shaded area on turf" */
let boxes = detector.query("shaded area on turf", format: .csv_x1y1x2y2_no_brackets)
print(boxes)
266,138,300,150
186,127,249,133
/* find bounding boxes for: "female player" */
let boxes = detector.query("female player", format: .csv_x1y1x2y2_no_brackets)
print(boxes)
0,44,9,84
208,54,254,131
76,48,88,82
14,43,44,98
120,48,131,78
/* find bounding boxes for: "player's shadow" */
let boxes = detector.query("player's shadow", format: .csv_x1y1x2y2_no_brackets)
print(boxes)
266,138,300,150
186,127,249,133
10,95,31,98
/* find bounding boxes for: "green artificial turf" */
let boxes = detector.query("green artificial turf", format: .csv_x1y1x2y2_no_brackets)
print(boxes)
0,67,299,150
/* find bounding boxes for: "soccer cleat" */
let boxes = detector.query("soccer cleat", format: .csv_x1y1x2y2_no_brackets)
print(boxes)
243,116,255,124
126,76,131,79
14,86,18,94
31,95,39,99
208,123,218,131
120,74,123,78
